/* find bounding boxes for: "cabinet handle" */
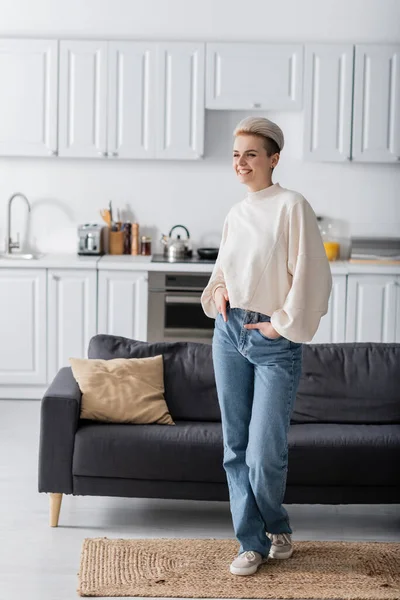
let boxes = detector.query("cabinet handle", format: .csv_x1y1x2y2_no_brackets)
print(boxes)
252,102,261,108
112,152,119,157
49,150,58,156
98,151,108,157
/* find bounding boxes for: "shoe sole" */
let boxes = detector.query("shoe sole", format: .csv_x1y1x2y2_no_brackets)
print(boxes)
268,547,293,559
230,557,268,576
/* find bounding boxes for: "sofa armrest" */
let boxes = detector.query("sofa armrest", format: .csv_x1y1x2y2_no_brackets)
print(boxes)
38,367,81,495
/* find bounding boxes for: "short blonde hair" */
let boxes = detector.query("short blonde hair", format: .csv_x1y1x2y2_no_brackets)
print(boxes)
233,116,284,156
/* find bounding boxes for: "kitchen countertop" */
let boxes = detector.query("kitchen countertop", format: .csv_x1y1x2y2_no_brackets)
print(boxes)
0,253,400,274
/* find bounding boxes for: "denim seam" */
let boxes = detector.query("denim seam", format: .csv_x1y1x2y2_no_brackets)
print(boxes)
279,350,295,502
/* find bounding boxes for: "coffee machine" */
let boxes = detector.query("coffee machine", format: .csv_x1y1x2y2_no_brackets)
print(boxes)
77,224,105,256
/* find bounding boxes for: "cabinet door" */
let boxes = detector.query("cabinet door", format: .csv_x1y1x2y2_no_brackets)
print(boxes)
59,40,108,158
206,43,303,110
0,269,46,384
107,41,157,159
346,274,397,342
396,276,400,343
98,271,148,340
311,274,347,343
156,42,205,159
352,45,400,162
0,39,58,157
303,45,353,161
47,269,97,382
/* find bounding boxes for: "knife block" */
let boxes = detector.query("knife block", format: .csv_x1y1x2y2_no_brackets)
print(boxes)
109,231,124,255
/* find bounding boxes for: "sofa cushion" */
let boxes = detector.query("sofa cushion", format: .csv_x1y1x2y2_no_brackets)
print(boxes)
72,420,400,487
88,336,400,425
287,423,400,486
69,355,174,425
73,420,224,483
293,343,400,424
88,335,220,422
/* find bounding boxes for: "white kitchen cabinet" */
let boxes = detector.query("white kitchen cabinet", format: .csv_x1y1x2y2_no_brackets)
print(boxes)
346,274,398,342
58,40,108,158
107,41,157,159
0,269,47,384
396,276,400,342
47,269,97,381
59,40,204,160
156,42,205,159
352,45,400,163
303,44,353,162
0,39,58,157
98,270,148,340
206,43,303,110
311,275,347,343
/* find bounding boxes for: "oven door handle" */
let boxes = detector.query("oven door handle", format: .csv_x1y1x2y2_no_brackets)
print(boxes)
165,294,202,304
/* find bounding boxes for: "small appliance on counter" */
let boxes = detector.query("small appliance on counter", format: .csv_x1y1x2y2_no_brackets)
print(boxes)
77,224,105,256
161,224,192,260
349,237,400,263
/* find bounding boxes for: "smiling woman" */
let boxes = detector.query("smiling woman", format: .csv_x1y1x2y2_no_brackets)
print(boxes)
200,115,332,576
233,116,283,190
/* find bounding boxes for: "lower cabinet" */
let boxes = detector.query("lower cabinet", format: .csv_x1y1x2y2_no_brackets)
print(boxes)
311,275,347,343
47,269,97,381
0,268,47,385
0,267,399,397
346,274,400,342
97,270,148,341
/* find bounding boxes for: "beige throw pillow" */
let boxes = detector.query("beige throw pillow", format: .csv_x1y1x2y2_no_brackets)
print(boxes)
68,355,175,425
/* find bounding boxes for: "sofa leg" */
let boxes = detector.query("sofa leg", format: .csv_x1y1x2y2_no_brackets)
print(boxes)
50,493,63,527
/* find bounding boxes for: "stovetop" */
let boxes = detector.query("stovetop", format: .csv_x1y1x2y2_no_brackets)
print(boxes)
151,253,216,264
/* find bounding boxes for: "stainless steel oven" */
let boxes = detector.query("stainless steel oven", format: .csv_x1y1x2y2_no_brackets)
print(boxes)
147,272,214,344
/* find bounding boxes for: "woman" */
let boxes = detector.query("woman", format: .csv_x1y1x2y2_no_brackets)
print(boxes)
200,116,332,577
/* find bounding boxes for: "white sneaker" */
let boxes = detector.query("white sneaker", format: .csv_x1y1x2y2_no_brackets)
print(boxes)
266,532,293,559
229,550,268,576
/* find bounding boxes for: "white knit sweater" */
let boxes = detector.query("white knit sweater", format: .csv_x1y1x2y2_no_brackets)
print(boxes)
200,182,332,343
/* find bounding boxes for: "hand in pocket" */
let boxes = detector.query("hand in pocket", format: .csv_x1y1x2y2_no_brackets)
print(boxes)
214,287,229,322
244,321,281,339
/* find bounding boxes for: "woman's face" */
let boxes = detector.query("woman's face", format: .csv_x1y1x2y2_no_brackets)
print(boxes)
233,134,279,189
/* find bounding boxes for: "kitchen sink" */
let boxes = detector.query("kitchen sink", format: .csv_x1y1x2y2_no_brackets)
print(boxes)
0,252,39,260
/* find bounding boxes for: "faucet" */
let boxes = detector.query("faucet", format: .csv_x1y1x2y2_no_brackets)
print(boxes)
6,193,31,254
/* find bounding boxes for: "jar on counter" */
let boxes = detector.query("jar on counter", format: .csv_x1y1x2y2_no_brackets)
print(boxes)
317,216,340,261
140,236,152,256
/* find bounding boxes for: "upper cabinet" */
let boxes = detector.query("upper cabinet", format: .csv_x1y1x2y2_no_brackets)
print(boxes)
0,38,398,162
0,39,58,157
352,45,400,163
303,44,353,161
156,42,205,159
59,40,204,159
303,43,400,162
107,41,157,159
206,43,303,110
59,40,108,158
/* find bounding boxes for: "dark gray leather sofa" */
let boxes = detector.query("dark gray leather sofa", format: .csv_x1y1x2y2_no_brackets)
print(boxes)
38,335,400,526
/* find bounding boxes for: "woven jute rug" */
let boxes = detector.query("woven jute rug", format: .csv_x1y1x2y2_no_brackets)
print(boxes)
77,537,400,599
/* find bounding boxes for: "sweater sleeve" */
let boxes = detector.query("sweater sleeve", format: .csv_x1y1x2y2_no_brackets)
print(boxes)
270,199,332,343
200,214,229,319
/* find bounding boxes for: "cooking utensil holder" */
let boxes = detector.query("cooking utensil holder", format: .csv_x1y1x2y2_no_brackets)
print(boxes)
109,231,124,255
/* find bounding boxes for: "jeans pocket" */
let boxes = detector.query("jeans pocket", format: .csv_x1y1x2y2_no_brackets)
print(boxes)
257,330,283,341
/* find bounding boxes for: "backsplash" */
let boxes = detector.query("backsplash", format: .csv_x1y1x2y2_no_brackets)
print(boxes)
1,108,399,256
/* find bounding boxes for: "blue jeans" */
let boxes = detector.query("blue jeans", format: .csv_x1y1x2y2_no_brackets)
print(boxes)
212,303,303,558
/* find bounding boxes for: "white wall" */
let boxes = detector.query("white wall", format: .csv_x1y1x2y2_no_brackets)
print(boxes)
1,0,400,255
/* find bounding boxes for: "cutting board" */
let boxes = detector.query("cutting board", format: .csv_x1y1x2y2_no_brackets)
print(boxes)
349,258,400,264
